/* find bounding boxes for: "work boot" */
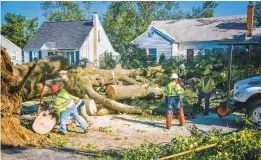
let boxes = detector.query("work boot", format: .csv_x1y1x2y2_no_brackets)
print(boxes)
59,131,66,135
166,114,172,129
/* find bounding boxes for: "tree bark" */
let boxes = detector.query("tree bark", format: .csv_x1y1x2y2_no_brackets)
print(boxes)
107,85,163,100
14,53,69,99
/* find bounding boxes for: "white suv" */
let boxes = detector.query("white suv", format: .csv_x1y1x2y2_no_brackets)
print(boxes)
233,76,261,126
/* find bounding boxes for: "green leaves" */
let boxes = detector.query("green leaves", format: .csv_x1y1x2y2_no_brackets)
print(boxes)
1,12,38,48
41,2,91,22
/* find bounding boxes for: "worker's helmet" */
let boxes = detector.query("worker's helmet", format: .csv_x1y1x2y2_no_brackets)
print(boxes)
203,70,210,76
179,64,185,69
170,73,179,79
50,85,60,93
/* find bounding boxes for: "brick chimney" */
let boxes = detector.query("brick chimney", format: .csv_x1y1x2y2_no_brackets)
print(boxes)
246,1,254,37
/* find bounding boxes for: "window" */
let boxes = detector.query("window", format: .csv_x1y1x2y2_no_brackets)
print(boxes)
148,48,157,62
39,51,42,59
48,52,55,56
29,51,33,62
12,51,16,60
33,52,38,61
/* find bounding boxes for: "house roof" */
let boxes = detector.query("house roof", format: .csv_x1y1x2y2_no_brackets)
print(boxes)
23,20,93,50
150,15,261,43
1,35,21,50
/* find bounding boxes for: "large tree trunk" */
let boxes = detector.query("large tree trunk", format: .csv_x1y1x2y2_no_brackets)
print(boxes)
14,53,69,99
107,85,163,100
1,48,49,147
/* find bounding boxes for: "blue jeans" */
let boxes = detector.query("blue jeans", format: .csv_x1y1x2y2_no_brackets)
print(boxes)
166,97,181,114
198,91,211,112
60,105,87,134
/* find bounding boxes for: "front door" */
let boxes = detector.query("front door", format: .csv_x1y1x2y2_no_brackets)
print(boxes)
187,49,194,60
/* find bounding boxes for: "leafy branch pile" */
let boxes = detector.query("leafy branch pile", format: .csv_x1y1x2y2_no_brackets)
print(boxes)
103,123,261,160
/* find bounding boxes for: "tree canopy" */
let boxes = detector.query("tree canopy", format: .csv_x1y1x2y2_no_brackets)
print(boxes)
41,1,91,21
254,1,261,27
1,12,38,48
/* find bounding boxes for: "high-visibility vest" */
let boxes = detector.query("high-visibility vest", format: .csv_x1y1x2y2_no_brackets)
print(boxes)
164,82,183,97
53,88,74,114
178,69,187,76
201,78,215,94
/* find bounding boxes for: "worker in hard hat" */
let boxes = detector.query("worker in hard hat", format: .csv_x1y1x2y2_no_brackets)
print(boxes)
197,70,216,115
163,73,184,129
177,64,187,88
44,84,87,135
71,95,94,128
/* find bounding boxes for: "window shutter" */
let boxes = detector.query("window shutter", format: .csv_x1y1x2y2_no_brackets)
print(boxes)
39,51,42,59
76,51,80,64
71,52,75,64
29,51,33,62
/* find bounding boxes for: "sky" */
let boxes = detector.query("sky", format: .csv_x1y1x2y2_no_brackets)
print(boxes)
1,1,250,26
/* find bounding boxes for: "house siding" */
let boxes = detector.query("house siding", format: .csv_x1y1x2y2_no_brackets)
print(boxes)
178,42,229,58
1,36,22,65
96,19,116,59
132,30,173,62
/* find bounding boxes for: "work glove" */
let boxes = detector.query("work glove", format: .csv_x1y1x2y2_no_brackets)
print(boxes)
43,110,50,116
179,94,183,105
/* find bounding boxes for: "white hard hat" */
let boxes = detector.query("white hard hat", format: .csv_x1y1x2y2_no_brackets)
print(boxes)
170,73,179,79
179,64,185,69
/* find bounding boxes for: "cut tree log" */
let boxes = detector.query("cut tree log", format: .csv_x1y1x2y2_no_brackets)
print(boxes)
97,108,115,116
84,99,97,115
106,85,163,100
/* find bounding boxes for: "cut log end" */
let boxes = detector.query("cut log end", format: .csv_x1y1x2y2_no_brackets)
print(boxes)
106,85,115,99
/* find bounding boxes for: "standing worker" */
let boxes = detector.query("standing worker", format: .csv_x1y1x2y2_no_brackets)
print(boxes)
177,64,187,88
44,85,87,135
197,70,216,115
164,73,184,129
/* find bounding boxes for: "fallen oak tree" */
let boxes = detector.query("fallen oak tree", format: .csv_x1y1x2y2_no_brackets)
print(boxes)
1,48,50,147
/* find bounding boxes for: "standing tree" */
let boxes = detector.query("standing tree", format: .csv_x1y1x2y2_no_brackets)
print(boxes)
1,13,38,48
254,1,261,27
41,1,91,21
103,2,218,52
188,2,218,19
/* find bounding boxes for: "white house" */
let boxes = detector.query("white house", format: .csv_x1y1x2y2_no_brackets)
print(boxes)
1,35,23,65
23,13,117,65
132,3,261,63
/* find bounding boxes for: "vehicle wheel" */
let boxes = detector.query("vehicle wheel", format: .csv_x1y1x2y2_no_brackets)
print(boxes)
248,99,261,126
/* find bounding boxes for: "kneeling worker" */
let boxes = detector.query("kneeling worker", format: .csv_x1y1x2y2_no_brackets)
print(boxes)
164,73,184,129
44,84,87,135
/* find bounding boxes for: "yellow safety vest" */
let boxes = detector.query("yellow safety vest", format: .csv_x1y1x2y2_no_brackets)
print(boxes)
201,78,215,94
164,82,183,97
178,69,187,76
53,88,74,114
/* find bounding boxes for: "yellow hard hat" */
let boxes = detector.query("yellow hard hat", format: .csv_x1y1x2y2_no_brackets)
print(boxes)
204,70,210,76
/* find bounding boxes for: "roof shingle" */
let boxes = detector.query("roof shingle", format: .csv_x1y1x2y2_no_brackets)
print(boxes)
150,16,261,42
24,20,93,50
